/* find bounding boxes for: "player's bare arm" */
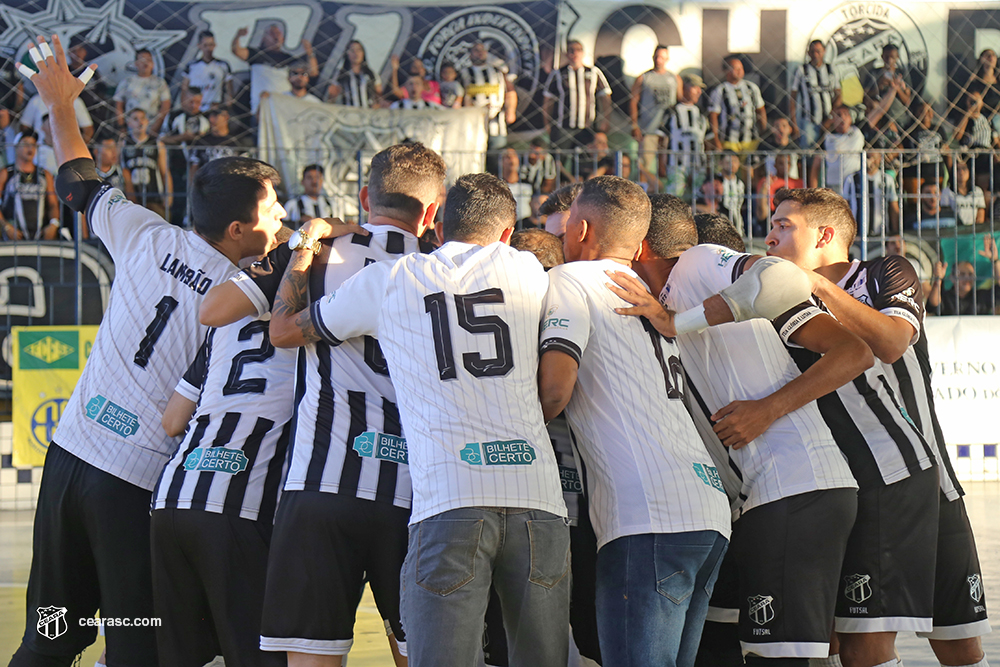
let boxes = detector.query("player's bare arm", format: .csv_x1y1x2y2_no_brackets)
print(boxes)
270,246,321,347
162,391,197,437
711,313,874,449
809,271,915,363
538,350,579,422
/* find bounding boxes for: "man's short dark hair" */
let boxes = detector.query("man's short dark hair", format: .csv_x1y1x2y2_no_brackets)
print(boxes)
723,54,742,69
576,176,651,253
442,173,516,243
809,39,824,49
15,129,39,144
136,48,152,59
302,164,324,178
773,187,857,249
530,136,549,149
367,143,446,223
694,213,745,252
510,229,564,270
190,157,281,241
199,30,215,41
539,183,582,216
187,86,203,97
646,194,696,259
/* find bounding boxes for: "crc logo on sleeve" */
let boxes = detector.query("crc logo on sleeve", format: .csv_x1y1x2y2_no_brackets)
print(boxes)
461,439,537,466
353,431,409,465
85,395,139,438
36,606,68,640
542,305,569,331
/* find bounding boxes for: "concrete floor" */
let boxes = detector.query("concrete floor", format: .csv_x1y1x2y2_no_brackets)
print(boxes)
2,483,999,666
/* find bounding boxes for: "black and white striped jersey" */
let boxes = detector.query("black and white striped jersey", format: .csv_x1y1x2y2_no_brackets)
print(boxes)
791,62,837,126
152,315,296,522
783,256,936,488
835,256,959,500
283,194,337,227
544,65,611,131
1,166,49,239
664,103,708,172
53,184,238,490
334,69,380,108
842,170,899,236
540,260,731,549
459,61,509,137
231,224,420,508
309,241,566,525
547,415,582,525
662,246,857,521
389,98,444,110
183,57,232,111
520,154,557,193
708,80,764,144
121,135,164,202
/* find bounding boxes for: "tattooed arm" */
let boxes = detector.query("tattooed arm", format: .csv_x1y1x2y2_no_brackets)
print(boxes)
268,244,322,347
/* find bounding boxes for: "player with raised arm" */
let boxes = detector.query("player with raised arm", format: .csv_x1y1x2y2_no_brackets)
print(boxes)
199,143,445,667
267,173,570,667
766,187,990,667
537,177,732,667
10,35,289,666
607,194,867,667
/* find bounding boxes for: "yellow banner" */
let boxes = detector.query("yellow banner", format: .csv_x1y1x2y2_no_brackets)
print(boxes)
12,326,98,467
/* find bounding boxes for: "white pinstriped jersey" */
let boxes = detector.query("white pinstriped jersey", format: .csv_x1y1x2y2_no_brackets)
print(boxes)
152,314,295,521
54,184,238,490
791,62,837,126
310,241,566,524
783,257,936,488
232,224,419,508
661,245,857,520
834,257,956,498
539,260,731,549
283,194,337,226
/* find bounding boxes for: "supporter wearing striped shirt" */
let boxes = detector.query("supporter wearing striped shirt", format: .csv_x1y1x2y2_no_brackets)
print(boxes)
539,178,730,667
460,42,516,150
708,54,767,153
765,187,948,667
663,75,709,196
326,40,382,108
201,143,446,666
789,40,841,149
269,173,569,667
283,163,338,227
544,40,611,152
10,37,291,665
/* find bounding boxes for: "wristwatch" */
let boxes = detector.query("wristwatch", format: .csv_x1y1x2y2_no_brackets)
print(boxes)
288,229,321,254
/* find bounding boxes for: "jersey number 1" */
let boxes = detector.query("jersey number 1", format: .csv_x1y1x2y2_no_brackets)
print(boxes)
424,288,514,380
134,295,179,369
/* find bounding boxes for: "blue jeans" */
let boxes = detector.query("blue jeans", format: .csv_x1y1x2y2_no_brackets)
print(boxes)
400,507,571,667
596,531,729,667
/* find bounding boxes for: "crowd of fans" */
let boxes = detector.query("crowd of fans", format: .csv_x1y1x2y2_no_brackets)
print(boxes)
0,28,998,314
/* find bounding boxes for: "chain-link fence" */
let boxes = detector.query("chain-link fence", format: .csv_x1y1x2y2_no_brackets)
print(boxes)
0,0,999,399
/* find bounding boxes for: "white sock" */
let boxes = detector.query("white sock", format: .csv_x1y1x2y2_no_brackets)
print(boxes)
944,657,989,667
809,657,843,667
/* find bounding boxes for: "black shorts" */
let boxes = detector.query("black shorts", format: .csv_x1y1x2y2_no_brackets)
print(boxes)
707,489,857,658
15,442,157,665
835,465,939,634
260,490,410,656
150,508,282,667
917,493,991,639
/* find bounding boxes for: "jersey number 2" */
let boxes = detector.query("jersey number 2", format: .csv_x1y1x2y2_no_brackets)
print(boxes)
223,320,276,395
424,288,514,380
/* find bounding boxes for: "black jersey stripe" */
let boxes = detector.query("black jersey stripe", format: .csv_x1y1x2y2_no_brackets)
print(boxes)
875,373,937,465
351,232,373,247
337,390,369,496
852,373,926,476
259,421,291,524
375,398,402,502
911,337,964,496
221,416,274,516
190,412,242,509
163,414,211,505
731,255,751,283
303,342,336,490
386,231,405,254
687,376,744,483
